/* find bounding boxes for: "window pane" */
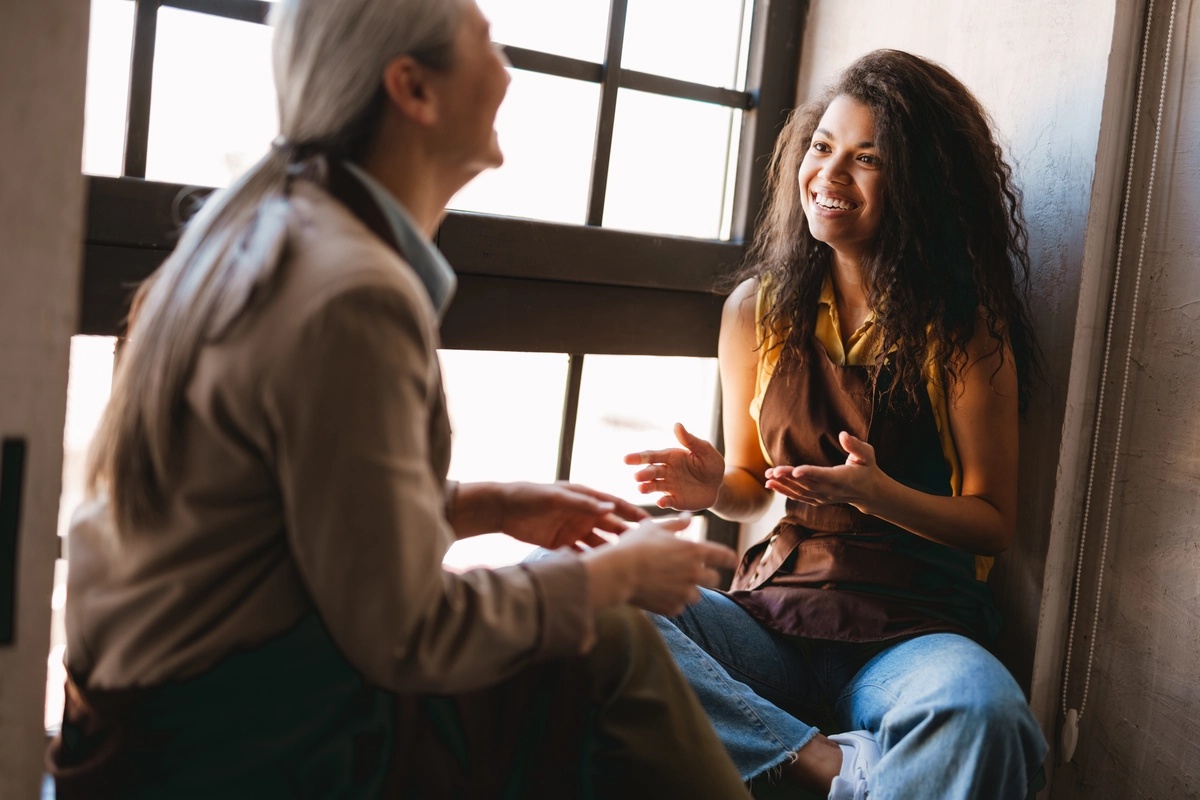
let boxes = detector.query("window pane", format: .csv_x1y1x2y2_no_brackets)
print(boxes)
439,350,568,571
448,69,598,225
478,0,609,63
622,0,749,89
82,0,135,176
569,355,718,527
48,336,118,731
145,8,277,187
604,90,739,239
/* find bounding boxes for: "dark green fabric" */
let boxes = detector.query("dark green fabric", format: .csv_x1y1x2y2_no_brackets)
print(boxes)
124,614,393,799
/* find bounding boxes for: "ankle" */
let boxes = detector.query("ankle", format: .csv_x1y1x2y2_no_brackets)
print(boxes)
783,734,842,794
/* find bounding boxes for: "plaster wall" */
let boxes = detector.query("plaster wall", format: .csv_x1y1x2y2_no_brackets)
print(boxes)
792,0,1123,697
1052,1,1200,796
0,0,89,796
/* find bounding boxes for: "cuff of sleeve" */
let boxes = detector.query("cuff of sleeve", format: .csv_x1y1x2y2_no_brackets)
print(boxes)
520,554,593,660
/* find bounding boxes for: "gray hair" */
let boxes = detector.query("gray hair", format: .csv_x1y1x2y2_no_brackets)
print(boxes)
88,0,470,533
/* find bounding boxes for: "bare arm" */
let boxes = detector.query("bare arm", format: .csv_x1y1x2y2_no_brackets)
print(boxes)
624,278,774,522
711,278,776,521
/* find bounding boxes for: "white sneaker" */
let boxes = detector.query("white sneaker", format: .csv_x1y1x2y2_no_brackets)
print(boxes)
827,730,880,800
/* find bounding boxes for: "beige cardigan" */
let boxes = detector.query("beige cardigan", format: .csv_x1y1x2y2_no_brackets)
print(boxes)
66,179,591,692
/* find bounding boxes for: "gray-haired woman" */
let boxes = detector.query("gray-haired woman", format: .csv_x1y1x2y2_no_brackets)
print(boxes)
48,1,749,797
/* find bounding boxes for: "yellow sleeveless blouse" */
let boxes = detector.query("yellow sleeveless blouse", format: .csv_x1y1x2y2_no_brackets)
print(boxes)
747,276,993,581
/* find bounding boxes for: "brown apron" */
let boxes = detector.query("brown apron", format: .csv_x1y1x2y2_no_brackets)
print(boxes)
726,334,1001,645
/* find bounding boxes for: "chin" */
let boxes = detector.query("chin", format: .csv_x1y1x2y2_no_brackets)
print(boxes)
487,136,504,168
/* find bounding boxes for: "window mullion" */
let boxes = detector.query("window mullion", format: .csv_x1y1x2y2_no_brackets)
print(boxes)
586,0,629,227
730,0,804,243
124,0,162,178
555,354,586,482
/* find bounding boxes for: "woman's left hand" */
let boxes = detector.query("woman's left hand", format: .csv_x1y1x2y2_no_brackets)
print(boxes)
764,431,883,512
469,482,650,549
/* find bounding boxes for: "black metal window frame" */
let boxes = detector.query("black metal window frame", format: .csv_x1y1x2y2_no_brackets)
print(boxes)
81,0,805,549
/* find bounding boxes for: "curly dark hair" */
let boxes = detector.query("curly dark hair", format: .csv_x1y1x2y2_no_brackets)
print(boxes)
742,49,1040,413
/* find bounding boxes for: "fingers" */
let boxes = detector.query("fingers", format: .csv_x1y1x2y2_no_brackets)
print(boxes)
638,585,703,618
838,430,874,465
632,463,672,483
578,530,610,549
561,483,649,522
766,477,823,504
554,492,619,525
673,422,697,449
623,446,685,466
674,422,720,459
593,513,633,535
626,425,719,467
609,496,649,522
647,512,693,533
697,566,723,588
694,540,738,570
764,467,826,504
624,448,691,472
618,531,732,615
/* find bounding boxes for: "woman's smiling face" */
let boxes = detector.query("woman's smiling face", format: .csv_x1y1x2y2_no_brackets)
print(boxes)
797,94,885,262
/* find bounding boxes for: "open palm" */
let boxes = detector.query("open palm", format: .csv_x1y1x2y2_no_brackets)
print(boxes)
624,423,725,511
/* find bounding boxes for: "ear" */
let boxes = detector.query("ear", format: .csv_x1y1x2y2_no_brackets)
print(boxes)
381,55,439,127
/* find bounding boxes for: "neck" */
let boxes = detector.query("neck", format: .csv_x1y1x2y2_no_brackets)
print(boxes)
358,137,467,239
829,249,871,344
829,249,868,308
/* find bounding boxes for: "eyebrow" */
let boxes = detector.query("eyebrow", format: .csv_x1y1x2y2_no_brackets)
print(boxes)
814,127,877,149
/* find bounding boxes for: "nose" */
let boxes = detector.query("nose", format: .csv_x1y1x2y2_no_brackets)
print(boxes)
819,152,853,184
495,42,513,91
495,41,513,71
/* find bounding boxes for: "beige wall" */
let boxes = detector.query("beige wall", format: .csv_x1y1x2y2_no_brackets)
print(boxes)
788,0,1173,795
1052,0,1200,796
0,0,89,796
794,0,1200,796
794,0,1125,687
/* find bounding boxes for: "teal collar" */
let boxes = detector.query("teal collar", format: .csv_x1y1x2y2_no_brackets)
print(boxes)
341,161,457,318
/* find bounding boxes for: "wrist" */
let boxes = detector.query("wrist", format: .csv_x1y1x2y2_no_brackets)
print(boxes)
581,547,636,611
853,471,893,518
449,481,506,538
709,478,731,513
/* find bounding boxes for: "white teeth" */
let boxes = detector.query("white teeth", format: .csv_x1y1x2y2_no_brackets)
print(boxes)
815,193,856,211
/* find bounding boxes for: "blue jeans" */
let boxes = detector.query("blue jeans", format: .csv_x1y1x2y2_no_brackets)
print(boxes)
652,589,1048,798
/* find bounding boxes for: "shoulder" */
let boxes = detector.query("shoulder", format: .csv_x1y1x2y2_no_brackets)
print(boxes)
722,277,759,326
719,278,763,362
958,308,1010,368
723,277,758,309
210,184,440,390
284,181,435,325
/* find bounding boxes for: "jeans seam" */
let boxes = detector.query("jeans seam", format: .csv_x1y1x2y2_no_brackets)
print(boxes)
692,648,812,753
837,680,900,713
703,649,797,700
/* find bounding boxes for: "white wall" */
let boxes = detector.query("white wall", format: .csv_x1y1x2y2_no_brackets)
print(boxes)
0,0,89,796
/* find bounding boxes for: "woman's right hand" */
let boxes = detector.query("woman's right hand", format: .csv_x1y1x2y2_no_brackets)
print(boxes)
624,423,726,511
582,514,738,617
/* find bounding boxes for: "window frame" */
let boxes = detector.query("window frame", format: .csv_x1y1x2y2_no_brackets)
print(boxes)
79,0,805,552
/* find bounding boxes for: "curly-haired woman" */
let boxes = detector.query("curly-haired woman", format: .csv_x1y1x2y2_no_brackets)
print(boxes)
627,49,1048,799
